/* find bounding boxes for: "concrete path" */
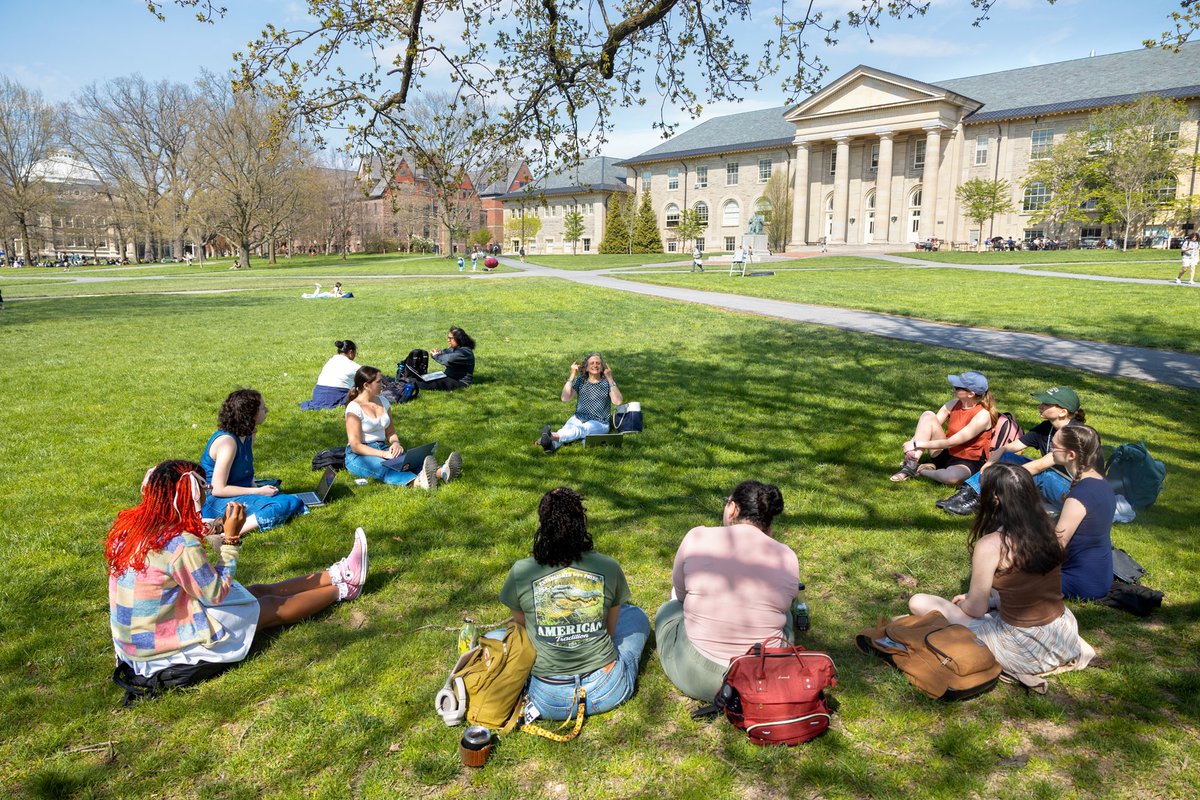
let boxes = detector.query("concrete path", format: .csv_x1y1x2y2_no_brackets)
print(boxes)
506,258,1200,390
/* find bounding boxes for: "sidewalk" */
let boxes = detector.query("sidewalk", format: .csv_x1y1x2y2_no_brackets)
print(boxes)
507,258,1200,390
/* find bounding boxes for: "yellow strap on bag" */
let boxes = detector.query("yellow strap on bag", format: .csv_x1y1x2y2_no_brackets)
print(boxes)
521,687,586,743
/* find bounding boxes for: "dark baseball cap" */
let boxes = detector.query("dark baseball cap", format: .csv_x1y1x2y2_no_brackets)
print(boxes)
1031,386,1080,413
947,371,989,394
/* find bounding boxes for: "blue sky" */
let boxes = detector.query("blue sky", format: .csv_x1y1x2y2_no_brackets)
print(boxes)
0,0,1188,157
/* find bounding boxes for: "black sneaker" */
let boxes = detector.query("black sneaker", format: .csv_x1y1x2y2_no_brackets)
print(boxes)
537,426,553,452
943,484,980,516
935,484,971,509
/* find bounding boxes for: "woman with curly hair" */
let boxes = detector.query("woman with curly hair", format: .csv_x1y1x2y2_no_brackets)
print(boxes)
107,460,367,685
499,487,649,720
908,463,1091,678
656,480,799,701
200,389,306,533
414,326,477,391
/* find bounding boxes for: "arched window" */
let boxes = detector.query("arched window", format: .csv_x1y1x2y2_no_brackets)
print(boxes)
665,203,680,227
1022,182,1050,211
722,199,740,228
825,194,834,211
693,201,709,225
865,191,876,209
910,187,923,208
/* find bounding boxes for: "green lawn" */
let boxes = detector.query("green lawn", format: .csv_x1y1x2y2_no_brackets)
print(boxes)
2,278,1198,799
625,266,1200,354
891,249,1176,265
523,253,686,270
1019,262,1185,280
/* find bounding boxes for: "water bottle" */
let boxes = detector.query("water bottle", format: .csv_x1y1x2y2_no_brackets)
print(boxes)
792,582,810,634
457,617,477,654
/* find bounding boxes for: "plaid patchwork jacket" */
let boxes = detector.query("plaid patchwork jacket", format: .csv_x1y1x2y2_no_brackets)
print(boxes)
109,533,239,660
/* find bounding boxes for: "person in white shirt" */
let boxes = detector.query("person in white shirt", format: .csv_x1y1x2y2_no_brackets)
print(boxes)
301,340,359,410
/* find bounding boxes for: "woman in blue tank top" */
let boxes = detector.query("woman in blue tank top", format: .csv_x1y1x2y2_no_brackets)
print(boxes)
200,389,306,533
1051,425,1115,600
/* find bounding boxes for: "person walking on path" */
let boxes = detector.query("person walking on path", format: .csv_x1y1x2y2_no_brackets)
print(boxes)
1176,232,1199,285
519,245,526,263
820,236,828,253
691,244,704,273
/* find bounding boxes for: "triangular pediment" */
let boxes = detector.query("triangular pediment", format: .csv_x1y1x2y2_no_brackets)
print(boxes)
786,66,979,121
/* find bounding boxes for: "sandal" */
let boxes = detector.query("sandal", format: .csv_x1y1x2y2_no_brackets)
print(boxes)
890,457,920,482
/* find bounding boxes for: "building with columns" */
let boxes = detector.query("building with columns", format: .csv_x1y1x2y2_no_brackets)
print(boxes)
617,44,1200,252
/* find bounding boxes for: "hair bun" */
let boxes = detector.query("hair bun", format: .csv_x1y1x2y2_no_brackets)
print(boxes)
760,484,784,517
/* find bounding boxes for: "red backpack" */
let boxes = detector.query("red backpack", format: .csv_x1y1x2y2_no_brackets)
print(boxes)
986,412,1024,458
714,638,837,745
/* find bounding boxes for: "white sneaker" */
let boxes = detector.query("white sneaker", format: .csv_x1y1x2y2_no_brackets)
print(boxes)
413,455,438,490
440,451,462,483
1176,277,1183,284
1191,281,1197,286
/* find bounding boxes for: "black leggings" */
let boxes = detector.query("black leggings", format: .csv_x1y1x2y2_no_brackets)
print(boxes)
413,375,469,392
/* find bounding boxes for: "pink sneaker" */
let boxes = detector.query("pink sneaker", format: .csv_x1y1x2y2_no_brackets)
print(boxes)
330,527,368,601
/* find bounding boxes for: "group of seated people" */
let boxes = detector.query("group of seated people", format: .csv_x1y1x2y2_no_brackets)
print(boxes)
107,353,1118,716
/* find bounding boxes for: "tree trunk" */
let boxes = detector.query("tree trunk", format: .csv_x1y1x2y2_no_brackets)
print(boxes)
17,214,33,266
239,239,251,268
268,237,277,265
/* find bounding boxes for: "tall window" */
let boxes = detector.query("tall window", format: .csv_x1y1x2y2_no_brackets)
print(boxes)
975,136,989,165
758,159,772,182
665,203,680,227
1030,129,1054,160
694,201,709,225
865,191,876,235
870,144,880,171
696,166,708,188
695,236,705,252
726,162,739,186
667,167,679,190
724,236,736,251
1153,175,1178,203
828,147,837,175
641,169,652,189
911,139,926,171
722,199,740,227
911,187,923,208
1023,182,1050,211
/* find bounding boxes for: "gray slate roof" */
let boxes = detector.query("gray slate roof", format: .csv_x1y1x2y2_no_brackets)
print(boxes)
498,155,631,199
614,106,795,166
934,42,1200,123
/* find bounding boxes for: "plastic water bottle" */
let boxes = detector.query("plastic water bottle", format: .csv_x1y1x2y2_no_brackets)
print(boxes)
792,582,810,634
457,617,477,654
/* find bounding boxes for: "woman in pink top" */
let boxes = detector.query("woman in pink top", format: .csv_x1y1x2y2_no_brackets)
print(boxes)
655,481,800,701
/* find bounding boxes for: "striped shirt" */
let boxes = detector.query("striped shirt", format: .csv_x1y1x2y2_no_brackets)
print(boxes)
109,533,240,660
572,376,612,423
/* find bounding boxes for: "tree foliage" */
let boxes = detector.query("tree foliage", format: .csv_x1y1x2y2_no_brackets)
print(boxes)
761,171,792,251
504,211,541,244
599,193,631,254
674,208,706,248
631,189,663,253
0,77,60,265
1022,133,1097,240
955,177,1016,244
563,210,585,254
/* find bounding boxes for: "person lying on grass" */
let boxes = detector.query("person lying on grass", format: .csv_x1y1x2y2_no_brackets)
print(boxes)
908,463,1091,679
201,389,306,533
940,385,1087,516
1051,425,1116,601
656,480,800,702
344,366,461,490
301,339,359,410
500,487,650,720
107,460,367,682
891,371,995,486
536,353,622,452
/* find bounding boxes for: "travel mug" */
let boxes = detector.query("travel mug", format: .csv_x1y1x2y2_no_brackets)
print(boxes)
459,725,493,767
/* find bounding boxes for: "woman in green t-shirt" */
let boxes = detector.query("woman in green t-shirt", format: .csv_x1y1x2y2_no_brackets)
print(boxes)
500,487,649,720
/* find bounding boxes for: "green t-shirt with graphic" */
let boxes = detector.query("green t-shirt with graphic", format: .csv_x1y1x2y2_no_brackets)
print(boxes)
499,550,630,677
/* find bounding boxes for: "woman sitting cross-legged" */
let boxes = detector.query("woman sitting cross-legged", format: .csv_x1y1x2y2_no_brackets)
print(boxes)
891,371,996,485
499,487,650,720
536,353,622,452
940,385,1086,516
300,339,359,410
908,463,1093,680
107,460,367,685
201,389,306,533
1052,425,1116,600
344,366,461,490
656,481,799,702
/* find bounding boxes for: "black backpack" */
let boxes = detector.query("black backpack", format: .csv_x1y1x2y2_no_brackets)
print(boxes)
381,376,420,404
112,659,234,707
400,349,429,378
312,447,346,471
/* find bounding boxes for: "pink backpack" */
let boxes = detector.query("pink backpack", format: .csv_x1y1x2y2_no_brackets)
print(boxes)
986,412,1024,458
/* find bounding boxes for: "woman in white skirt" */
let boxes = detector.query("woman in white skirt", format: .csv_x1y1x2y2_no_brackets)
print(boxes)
107,460,368,683
908,463,1084,677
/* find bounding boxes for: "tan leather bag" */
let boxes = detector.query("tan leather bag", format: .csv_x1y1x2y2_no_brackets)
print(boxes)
856,611,1000,701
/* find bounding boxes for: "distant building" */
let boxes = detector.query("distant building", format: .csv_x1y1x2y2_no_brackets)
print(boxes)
359,154,485,254
497,156,633,255
10,152,126,262
617,44,1200,251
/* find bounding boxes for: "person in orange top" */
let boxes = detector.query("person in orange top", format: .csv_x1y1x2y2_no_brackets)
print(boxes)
890,371,996,485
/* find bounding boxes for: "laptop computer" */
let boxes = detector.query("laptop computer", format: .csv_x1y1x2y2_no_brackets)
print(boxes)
381,441,438,473
404,362,448,382
295,466,337,508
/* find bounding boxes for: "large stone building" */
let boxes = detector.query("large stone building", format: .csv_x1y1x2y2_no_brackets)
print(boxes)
617,44,1200,252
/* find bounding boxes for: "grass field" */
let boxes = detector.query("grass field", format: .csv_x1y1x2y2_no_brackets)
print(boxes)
1019,262,1187,280
522,253,686,270
624,263,1200,354
2,272,1198,799
888,250,1176,265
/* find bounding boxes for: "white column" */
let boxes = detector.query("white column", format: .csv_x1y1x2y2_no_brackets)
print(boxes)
875,131,894,243
832,136,851,244
788,141,811,250
920,126,943,240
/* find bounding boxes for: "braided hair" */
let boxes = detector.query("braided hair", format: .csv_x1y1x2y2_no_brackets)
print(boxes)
105,460,206,577
532,487,593,566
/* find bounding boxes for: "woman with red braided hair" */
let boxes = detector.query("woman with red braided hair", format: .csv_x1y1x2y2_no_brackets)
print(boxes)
107,460,368,684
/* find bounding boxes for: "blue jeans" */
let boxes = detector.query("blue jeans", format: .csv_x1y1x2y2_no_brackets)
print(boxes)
344,442,417,486
964,452,1071,511
525,605,650,720
553,415,609,449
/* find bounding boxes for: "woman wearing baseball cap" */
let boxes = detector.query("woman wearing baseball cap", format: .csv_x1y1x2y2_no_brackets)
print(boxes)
939,385,1086,516
890,371,997,485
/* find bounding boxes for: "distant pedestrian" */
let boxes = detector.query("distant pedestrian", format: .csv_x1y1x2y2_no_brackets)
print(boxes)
457,255,465,272
1176,232,1199,285
519,245,526,263
691,244,704,272
471,250,478,271
820,236,828,253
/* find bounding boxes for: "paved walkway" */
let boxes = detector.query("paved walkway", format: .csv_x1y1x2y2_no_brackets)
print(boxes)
506,258,1200,390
